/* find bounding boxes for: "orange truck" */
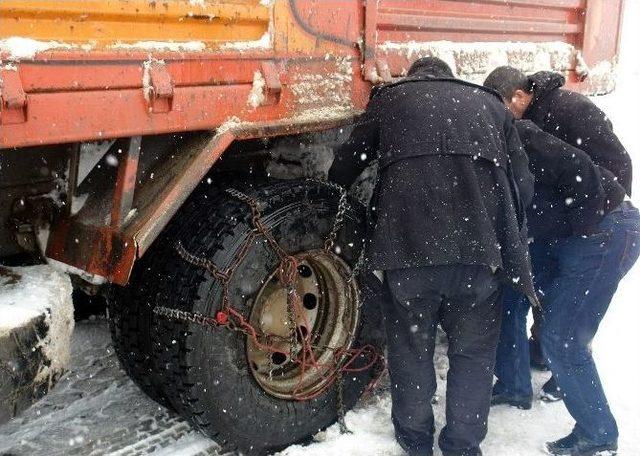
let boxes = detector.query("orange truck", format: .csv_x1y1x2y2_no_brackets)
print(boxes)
0,1,625,453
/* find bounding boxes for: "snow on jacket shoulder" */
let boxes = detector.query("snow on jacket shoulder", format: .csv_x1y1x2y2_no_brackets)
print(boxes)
524,71,632,196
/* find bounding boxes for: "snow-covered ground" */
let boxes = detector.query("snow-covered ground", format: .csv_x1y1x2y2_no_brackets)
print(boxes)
1,3,639,455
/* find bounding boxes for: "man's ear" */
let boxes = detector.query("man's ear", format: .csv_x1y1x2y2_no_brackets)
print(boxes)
513,89,533,112
513,89,528,101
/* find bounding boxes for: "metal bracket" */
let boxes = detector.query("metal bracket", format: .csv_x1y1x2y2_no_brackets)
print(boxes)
375,59,392,82
260,61,282,104
111,136,141,228
364,59,392,84
144,61,174,113
0,68,27,124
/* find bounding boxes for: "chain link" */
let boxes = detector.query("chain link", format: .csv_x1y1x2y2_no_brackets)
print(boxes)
347,247,366,284
321,180,349,253
224,187,302,356
335,370,352,434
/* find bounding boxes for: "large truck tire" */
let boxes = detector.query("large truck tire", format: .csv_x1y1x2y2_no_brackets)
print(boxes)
0,266,74,424
108,180,385,455
107,260,171,408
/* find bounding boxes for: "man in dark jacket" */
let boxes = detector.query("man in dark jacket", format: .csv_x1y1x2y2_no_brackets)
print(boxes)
329,57,536,456
485,66,633,393
484,118,640,453
489,118,621,405
484,67,632,196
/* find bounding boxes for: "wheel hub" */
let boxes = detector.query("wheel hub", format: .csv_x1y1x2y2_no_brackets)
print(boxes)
246,249,360,400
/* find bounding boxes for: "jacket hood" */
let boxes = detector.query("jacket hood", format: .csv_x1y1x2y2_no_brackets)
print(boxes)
529,71,566,101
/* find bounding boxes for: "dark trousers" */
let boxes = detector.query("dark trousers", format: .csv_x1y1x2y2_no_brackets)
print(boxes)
494,284,534,399
383,265,502,456
495,202,640,444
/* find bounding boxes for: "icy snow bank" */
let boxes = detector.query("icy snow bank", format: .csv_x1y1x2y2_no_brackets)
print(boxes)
0,265,74,379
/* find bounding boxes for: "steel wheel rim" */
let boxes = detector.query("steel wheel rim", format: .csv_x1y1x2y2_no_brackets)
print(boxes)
246,249,360,400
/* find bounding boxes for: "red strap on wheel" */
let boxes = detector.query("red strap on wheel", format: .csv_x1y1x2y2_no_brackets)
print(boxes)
215,311,229,326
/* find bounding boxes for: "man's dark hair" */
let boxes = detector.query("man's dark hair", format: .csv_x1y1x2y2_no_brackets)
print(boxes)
407,57,454,78
484,66,532,101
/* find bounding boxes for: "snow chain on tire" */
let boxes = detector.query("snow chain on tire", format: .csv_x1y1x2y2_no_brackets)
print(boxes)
153,180,376,433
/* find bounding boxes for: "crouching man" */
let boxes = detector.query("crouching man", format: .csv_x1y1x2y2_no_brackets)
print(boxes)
485,69,640,455
329,57,536,456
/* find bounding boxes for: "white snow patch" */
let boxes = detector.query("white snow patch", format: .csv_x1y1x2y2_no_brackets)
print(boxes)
584,60,617,95
111,40,205,52
291,57,354,106
0,37,78,60
0,265,74,381
216,116,243,134
278,395,402,456
575,51,590,78
219,106,356,137
218,31,272,51
248,70,267,108
380,40,578,84
141,57,166,103
70,194,89,216
289,106,356,124
150,432,218,456
45,258,107,286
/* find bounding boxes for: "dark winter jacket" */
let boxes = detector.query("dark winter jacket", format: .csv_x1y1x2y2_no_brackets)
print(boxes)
329,68,537,301
516,120,625,240
524,71,632,196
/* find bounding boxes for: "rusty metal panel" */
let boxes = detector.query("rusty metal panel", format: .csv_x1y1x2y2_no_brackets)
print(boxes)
582,0,625,66
375,0,586,44
0,56,364,148
364,0,622,87
110,137,141,229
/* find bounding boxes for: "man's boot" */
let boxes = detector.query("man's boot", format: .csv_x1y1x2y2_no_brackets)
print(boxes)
540,377,563,403
546,432,617,455
490,385,532,410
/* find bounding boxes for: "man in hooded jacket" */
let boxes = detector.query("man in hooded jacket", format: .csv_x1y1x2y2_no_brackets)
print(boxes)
329,57,536,456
